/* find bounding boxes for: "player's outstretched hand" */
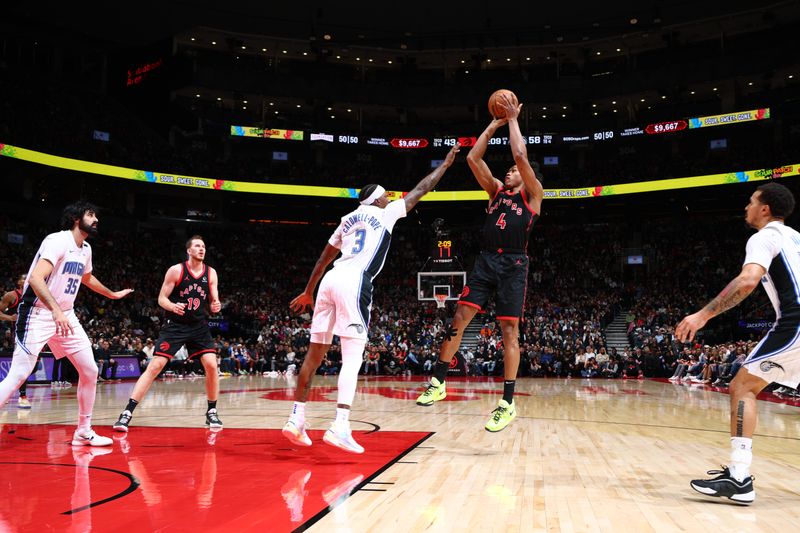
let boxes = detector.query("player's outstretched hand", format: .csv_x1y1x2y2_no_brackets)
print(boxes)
111,288,134,300
499,93,522,121
290,292,314,313
675,311,708,343
442,144,460,167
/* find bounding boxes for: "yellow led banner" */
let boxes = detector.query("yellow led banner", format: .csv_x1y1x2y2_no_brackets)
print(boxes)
0,142,796,201
230,126,304,140
688,108,770,129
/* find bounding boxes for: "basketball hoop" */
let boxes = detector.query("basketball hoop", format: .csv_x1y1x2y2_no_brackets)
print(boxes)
434,294,448,309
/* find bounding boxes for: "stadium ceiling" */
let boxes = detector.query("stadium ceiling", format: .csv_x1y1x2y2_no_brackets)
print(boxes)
6,0,797,49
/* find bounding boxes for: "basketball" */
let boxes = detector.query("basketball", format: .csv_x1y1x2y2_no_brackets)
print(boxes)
488,89,519,118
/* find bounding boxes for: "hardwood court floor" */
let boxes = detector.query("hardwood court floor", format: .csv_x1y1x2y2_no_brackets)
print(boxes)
1,375,799,532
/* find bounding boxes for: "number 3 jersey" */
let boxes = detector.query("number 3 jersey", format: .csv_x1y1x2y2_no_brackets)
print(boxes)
482,188,539,252
327,199,406,278
167,262,210,324
21,230,93,312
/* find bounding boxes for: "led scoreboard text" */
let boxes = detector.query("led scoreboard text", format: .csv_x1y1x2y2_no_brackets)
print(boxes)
645,120,688,135
437,240,453,258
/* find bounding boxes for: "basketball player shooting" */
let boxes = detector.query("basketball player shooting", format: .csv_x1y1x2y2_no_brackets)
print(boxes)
282,144,460,453
416,93,543,432
0,201,133,446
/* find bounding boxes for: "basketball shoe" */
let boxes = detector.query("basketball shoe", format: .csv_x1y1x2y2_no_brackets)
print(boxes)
18,396,31,409
485,399,516,432
323,422,364,454
415,377,446,406
113,410,132,432
205,409,223,429
690,466,755,504
282,419,312,447
72,428,113,447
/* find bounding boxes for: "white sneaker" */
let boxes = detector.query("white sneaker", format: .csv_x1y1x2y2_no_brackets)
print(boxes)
72,428,113,447
323,422,364,454
282,420,312,447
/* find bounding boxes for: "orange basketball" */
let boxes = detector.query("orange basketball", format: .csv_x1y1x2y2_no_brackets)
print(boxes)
488,89,519,118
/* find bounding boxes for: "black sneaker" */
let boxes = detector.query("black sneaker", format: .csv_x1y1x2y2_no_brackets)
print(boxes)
205,408,223,428
113,410,132,433
690,466,755,504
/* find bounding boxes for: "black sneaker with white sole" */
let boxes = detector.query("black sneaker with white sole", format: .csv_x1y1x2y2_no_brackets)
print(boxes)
205,408,223,428
690,466,755,504
113,410,132,432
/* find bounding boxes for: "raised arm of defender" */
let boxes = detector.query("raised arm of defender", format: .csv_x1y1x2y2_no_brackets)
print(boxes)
403,144,460,211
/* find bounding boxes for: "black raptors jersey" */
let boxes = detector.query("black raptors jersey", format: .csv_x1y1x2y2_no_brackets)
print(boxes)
482,188,538,252
167,262,210,324
5,289,21,314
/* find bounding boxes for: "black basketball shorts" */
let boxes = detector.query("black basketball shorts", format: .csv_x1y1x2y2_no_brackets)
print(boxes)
458,251,528,320
154,319,216,360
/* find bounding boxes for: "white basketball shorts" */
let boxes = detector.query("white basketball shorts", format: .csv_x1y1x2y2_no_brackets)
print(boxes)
15,307,92,359
310,268,372,343
743,323,800,387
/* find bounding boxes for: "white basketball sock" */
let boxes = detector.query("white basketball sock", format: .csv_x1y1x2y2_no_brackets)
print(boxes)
729,436,753,482
336,407,350,426
290,401,305,424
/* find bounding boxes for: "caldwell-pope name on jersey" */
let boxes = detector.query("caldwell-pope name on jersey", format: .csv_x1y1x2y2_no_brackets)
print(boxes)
342,213,382,233
179,283,207,299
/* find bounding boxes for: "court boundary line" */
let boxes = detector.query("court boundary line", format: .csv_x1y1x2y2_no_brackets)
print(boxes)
293,431,435,533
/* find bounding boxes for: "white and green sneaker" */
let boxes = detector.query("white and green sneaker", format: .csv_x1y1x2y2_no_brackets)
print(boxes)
415,377,447,406
485,399,516,432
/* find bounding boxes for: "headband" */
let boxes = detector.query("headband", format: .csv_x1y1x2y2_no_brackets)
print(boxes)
360,185,386,205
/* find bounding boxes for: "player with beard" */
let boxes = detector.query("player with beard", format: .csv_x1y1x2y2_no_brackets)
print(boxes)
0,201,133,446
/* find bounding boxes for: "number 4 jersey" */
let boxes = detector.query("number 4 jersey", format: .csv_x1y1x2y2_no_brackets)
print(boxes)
482,188,539,252
21,230,93,312
167,262,210,324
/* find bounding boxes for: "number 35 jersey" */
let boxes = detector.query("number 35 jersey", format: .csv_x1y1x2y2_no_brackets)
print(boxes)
327,199,407,279
21,230,93,312
482,188,539,252
167,262,210,324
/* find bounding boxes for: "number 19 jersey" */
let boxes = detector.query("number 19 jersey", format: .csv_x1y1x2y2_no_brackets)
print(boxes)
166,262,210,324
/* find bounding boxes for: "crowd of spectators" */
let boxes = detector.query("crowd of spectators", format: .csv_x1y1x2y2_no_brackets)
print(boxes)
2,210,784,390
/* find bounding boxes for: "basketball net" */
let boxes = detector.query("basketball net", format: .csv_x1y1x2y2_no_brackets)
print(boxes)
434,294,447,309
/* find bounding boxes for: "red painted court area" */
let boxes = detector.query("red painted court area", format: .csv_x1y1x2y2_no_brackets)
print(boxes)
0,424,431,532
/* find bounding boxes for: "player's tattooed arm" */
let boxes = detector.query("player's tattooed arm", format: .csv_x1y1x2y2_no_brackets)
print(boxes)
404,144,460,211
702,263,765,318
676,263,764,342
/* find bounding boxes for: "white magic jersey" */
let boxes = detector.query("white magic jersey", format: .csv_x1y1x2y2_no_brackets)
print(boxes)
21,230,93,311
328,199,406,277
744,221,800,321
